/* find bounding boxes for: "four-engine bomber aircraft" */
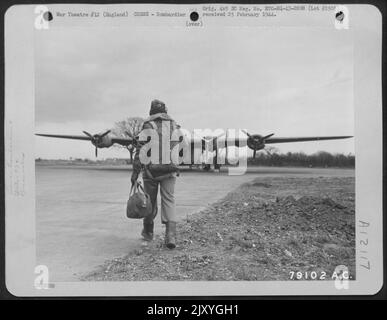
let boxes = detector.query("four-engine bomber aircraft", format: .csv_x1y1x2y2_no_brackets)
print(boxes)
36,129,353,170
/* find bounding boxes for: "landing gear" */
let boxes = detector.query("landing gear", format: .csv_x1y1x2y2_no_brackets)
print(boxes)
203,164,211,171
202,164,221,172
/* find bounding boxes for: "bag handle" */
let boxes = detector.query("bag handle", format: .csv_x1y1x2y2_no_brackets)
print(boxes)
129,180,137,196
130,180,146,196
136,181,146,193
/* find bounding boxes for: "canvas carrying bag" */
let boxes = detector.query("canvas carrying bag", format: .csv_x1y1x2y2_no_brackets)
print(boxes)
126,181,152,219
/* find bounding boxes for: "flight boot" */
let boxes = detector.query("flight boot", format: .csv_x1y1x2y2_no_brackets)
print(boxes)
141,220,154,241
165,221,177,249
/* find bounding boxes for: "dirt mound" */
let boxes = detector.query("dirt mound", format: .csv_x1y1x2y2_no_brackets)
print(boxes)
250,182,272,188
270,195,354,236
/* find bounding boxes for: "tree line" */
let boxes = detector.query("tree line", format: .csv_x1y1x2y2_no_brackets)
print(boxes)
247,151,355,168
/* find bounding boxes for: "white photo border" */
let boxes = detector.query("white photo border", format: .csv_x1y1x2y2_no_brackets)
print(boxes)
4,3,383,296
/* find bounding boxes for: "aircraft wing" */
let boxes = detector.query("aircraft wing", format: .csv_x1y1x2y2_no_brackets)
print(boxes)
110,137,134,146
35,133,91,141
36,133,353,147
264,136,353,144
35,133,134,146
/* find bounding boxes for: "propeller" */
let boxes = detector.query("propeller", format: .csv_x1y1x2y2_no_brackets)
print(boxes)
82,129,111,157
242,130,274,158
192,132,226,167
193,131,225,149
203,132,225,142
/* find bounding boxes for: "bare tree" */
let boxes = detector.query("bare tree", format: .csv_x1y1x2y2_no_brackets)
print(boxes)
264,146,279,157
112,117,145,163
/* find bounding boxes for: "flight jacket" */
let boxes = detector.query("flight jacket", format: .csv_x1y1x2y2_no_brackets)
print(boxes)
132,113,180,179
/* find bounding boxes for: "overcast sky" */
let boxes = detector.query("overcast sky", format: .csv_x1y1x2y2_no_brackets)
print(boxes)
35,26,354,159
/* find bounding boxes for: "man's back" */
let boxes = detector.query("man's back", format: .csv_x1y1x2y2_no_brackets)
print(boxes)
132,100,180,178
142,112,179,166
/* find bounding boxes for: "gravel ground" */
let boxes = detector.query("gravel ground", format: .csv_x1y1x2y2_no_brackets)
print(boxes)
84,176,355,281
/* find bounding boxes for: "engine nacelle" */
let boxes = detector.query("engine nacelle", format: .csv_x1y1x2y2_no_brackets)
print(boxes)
247,134,265,151
92,133,114,148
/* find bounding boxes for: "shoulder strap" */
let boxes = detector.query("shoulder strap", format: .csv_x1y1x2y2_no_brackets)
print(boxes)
142,120,157,130
170,119,177,131
148,121,157,130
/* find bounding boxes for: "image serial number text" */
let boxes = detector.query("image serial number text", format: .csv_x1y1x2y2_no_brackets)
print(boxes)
289,270,352,280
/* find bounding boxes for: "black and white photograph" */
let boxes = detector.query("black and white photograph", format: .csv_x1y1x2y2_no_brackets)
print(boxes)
3,3,383,297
